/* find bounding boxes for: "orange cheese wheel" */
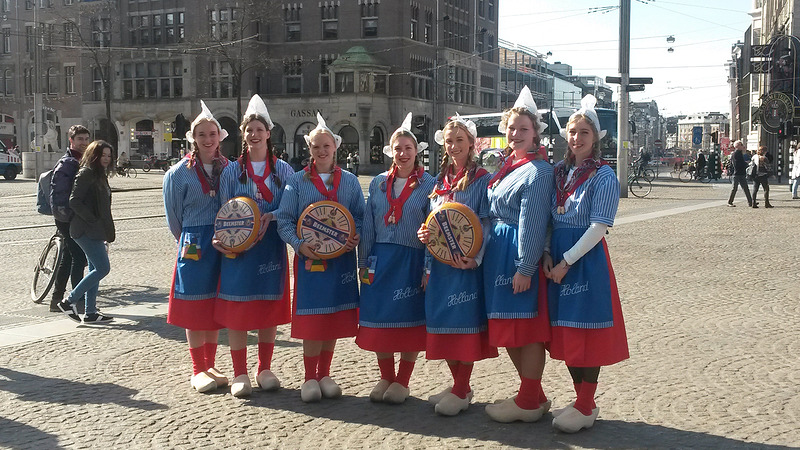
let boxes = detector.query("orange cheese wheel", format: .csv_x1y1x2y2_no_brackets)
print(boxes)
214,196,261,253
297,200,355,260
425,202,483,265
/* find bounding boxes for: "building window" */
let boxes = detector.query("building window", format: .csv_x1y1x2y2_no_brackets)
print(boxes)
122,60,182,99
321,3,338,40
319,54,335,93
424,10,432,44
374,74,386,94
64,65,75,94
334,72,354,93
284,56,302,94
1,69,10,96
47,66,57,95
285,4,301,42
361,1,378,38
410,5,418,40
478,0,484,16
91,18,111,48
25,25,34,54
210,60,232,98
410,55,432,100
43,23,55,51
63,22,75,47
209,8,237,41
63,0,73,5
486,34,494,62
2,28,10,54
25,0,33,9
488,0,495,21
448,66,475,105
481,92,494,109
24,68,32,95
1,0,9,12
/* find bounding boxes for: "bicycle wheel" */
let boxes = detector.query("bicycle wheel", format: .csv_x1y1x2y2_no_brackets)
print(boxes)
629,176,652,198
679,169,692,183
643,168,656,182
31,234,63,303
128,167,138,178
699,174,711,183
142,163,151,172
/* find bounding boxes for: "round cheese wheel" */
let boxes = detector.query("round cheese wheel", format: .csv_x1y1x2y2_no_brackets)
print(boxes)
214,196,261,253
425,202,483,265
297,200,356,260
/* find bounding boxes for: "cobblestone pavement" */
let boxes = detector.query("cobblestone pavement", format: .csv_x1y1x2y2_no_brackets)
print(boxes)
0,174,798,449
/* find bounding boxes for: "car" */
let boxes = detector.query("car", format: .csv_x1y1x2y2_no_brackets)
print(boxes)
0,147,22,180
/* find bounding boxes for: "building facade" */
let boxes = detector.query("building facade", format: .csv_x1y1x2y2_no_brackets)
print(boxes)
0,0,502,174
677,112,730,156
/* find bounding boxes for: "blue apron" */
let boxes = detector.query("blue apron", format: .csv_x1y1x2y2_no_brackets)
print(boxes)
425,259,486,334
548,227,613,329
174,225,221,300
359,243,426,328
218,222,287,302
483,221,540,319
295,250,359,315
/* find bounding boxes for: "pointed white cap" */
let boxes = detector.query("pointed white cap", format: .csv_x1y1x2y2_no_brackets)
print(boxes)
243,94,274,130
561,94,607,140
186,100,229,143
383,112,428,157
498,86,547,134
303,112,342,148
434,113,478,145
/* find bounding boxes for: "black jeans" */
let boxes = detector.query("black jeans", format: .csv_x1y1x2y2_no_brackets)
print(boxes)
728,175,752,205
752,175,770,204
52,219,87,301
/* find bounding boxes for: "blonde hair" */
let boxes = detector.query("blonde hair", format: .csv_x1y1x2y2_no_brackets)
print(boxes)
303,129,338,180
429,121,478,198
239,114,280,187
499,107,542,157
564,114,601,165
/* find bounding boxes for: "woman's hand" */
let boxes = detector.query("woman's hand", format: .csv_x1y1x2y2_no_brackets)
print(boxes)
512,272,531,294
421,272,428,291
359,267,368,282
417,224,430,244
541,252,554,279
451,255,477,270
344,233,360,252
550,260,570,284
257,212,273,241
298,242,320,260
211,237,235,256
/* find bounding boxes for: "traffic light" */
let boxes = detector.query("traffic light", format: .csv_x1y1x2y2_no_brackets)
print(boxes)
777,121,791,138
710,131,718,144
412,115,429,142
175,114,188,137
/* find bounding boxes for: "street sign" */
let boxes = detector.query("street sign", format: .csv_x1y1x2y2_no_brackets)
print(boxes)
692,126,703,147
654,139,662,148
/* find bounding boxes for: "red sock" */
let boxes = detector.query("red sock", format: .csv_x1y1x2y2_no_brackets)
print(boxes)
257,342,275,373
574,382,598,416
317,350,334,379
514,377,541,410
451,363,473,399
189,346,207,375
230,348,247,377
395,360,415,388
377,357,395,382
573,382,581,396
303,355,319,381
448,362,458,378
538,382,548,404
203,343,217,369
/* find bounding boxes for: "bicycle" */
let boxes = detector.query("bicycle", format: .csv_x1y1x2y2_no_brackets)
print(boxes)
631,162,656,182
116,165,137,178
31,229,65,303
628,173,652,198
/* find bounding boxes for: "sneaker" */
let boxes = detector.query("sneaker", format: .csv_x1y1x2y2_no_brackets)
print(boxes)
727,203,736,207
83,312,113,323
49,298,62,312
57,300,81,323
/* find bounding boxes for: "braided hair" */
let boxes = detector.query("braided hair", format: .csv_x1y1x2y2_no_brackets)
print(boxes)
381,130,422,193
185,119,225,179
238,114,281,188
499,106,542,158
428,121,478,199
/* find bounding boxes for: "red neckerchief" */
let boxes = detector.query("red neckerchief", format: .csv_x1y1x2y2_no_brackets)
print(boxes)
488,152,539,189
434,165,488,200
304,163,342,202
384,166,423,225
243,155,276,203
554,158,607,213
190,152,228,197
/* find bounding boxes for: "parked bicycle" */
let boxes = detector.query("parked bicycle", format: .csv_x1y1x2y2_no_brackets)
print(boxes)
31,229,65,303
141,156,173,172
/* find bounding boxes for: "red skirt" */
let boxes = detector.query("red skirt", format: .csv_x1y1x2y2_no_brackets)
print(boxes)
356,326,427,353
213,269,291,331
425,331,498,362
166,260,221,331
488,269,551,347
290,264,358,340
548,241,629,367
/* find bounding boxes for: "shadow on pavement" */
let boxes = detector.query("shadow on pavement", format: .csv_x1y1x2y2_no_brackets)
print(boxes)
0,416,62,450
0,367,167,411
243,393,790,449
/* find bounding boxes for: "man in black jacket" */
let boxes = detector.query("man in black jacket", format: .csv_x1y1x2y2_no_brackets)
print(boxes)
48,125,90,313
727,140,753,207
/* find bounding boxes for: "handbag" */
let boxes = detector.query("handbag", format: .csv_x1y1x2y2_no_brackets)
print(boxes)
746,162,756,180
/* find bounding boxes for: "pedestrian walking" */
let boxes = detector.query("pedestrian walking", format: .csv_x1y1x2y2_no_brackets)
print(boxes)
163,101,230,393
212,95,294,397
416,115,498,417
276,113,364,403
791,143,800,199
727,140,753,207
542,95,629,433
49,125,90,312
751,146,773,208
56,140,116,324
352,151,360,176
356,113,435,404
483,86,554,423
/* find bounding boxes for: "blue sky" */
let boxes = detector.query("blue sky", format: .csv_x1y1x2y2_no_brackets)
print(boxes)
498,0,754,116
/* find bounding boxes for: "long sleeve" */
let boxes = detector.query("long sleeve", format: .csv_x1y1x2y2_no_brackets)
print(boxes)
69,169,97,224
162,169,184,241
357,178,379,268
275,175,303,252
563,223,608,265
516,165,553,276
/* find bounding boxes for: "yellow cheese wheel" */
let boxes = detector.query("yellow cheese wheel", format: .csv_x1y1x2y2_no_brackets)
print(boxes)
214,196,261,253
425,202,483,265
297,200,356,260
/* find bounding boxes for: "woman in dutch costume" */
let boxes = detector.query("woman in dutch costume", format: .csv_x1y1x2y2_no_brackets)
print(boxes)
542,95,629,433
483,87,555,423
163,101,229,393
416,116,498,416
356,113,435,404
212,95,294,398
275,113,364,403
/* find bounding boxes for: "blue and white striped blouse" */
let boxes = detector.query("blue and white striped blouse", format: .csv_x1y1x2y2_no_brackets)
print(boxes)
358,171,436,268
163,158,221,240
219,158,295,215
489,160,554,277
551,164,619,228
430,170,492,218
275,168,365,252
